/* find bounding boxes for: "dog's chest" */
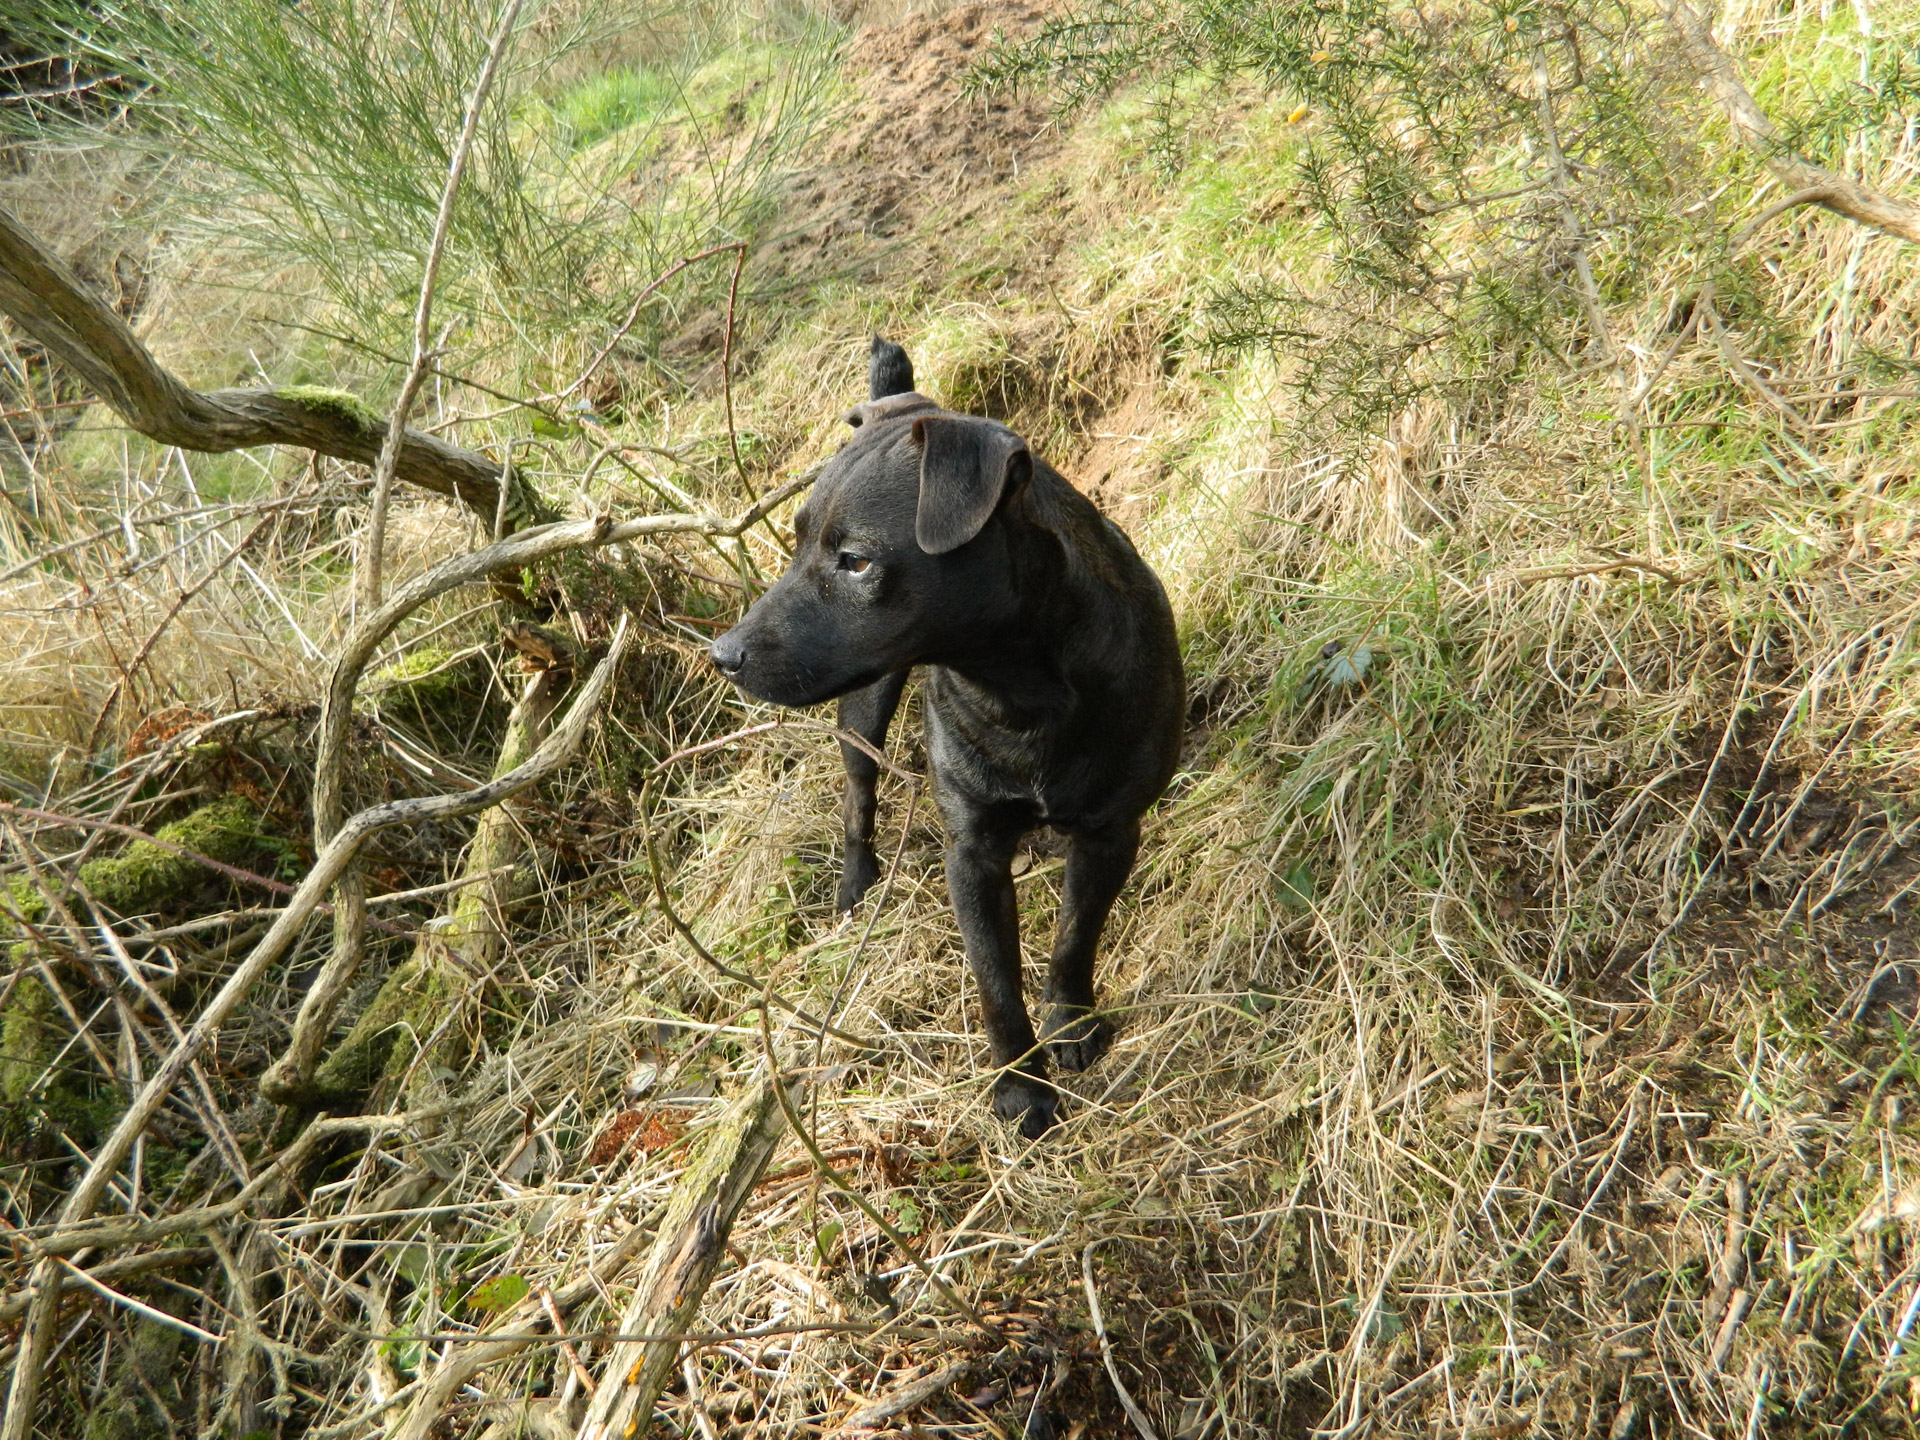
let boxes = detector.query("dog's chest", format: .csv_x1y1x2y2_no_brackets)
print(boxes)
921,668,1093,820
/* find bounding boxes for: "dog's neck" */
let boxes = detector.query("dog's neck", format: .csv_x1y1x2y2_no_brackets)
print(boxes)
925,507,1106,724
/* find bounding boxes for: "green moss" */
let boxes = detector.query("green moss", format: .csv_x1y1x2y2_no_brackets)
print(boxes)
78,795,267,918
374,644,463,693
372,644,492,733
309,953,450,1100
0,972,54,1103
277,383,382,434
3,876,47,933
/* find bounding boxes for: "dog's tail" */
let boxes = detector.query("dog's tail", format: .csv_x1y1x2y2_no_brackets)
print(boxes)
868,334,915,400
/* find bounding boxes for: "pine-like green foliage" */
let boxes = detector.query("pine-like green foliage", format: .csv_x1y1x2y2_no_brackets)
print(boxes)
976,0,1920,431
2,0,844,368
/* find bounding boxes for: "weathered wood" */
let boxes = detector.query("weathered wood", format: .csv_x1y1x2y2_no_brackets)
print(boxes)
384,1215,661,1440
1662,0,1920,244
0,204,516,521
0,628,631,1440
575,1065,794,1440
832,1360,973,1433
279,660,571,1102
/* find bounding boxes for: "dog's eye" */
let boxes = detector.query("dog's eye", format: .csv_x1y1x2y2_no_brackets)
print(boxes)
838,552,872,575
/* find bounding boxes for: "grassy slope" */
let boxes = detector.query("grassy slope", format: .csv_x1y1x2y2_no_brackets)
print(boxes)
603,4,1920,1433
7,0,1920,1434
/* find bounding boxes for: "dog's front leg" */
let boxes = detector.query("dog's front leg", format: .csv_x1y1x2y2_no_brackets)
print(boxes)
943,804,1054,1138
1044,822,1138,1072
835,669,909,911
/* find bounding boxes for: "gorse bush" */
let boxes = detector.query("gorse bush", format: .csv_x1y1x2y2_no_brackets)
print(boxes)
977,0,1920,433
8,0,598,341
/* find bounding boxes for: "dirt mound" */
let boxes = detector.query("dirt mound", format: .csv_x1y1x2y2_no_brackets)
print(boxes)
755,1,1057,283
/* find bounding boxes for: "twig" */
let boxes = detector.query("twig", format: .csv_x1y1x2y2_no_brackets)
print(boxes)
374,1203,663,1440
564,1062,791,1440
56,1257,225,1345
359,1319,919,1345
120,513,276,691
1662,0,1920,243
1509,557,1689,586
20,1106,470,1256
1082,1239,1163,1440
0,802,412,937
554,241,746,404
0,1249,214,1324
719,242,758,506
538,1285,597,1396
832,1360,973,1433
1697,292,1811,433
362,0,525,610
1731,186,1848,250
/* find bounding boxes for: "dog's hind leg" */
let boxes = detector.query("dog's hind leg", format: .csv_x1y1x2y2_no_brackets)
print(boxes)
942,800,1055,1138
836,668,909,911
1043,821,1139,1072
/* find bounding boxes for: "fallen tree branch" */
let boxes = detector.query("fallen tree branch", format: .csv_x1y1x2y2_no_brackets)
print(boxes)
284,659,572,1104
0,620,632,1439
831,1360,974,1434
1663,0,1920,244
329,1208,662,1440
0,204,515,522
551,1062,792,1440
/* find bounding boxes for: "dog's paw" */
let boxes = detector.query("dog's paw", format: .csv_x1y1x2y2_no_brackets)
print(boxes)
837,845,881,912
993,1072,1058,1139
1044,1004,1112,1072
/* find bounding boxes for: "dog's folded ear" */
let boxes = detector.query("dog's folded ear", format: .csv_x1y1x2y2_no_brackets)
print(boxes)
913,415,1032,554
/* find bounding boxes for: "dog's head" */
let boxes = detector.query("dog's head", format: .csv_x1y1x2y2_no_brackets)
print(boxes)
709,336,1034,706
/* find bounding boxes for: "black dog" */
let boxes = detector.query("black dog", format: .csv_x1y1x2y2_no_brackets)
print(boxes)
710,337,1184,1137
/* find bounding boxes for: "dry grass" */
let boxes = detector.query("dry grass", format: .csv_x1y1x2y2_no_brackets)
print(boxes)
7,0,1920,1436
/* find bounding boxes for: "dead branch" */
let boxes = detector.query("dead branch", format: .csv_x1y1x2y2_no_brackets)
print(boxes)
0,623,632,1438
18,1105,471,1258
299,660,572,1104
0,1249,215,1324
362,0,525,609
0,205,513,521
264,469,811,1102
831,1360,974,1433
312,1212,661,1440
568,1064,792,1440
1662,0,1920,244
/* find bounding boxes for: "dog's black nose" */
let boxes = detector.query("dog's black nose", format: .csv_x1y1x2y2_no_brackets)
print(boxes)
709,633,747,677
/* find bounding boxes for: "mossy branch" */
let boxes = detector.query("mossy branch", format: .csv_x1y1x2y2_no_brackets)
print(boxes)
1663,0,1920,244
0,205,522,523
